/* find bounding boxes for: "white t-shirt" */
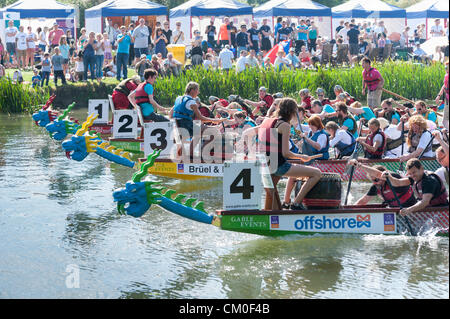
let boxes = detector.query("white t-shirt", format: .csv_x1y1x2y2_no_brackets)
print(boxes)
236,56,248,73
330,129,353,156
435,167,448,186
431,25,443,37
26,32,36,49
5,26,18,43
38,31,47,45
16,32,28,50
203,59,212,70
417,130,434,157
315,134,328,150
75,60,84,72
338,28,349,43
185,99,197,111
384,124,408,158
219,49,234,69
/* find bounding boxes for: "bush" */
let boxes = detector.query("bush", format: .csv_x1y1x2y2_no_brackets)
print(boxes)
0,77,50,113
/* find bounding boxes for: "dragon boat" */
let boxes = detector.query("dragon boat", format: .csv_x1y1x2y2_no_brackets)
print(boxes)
139,157,440,182
115,151,449,237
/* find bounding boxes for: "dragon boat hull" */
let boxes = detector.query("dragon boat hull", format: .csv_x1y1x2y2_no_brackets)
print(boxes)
141,157,440,182
91,123,113,136
215,205,449,237
109,138,144,154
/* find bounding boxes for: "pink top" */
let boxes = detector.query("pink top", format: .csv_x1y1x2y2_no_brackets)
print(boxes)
49,29,64,45
363,67,382,91
444,73,449,101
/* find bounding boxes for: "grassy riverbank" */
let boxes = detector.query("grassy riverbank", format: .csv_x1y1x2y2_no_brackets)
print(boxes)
1,60,445,113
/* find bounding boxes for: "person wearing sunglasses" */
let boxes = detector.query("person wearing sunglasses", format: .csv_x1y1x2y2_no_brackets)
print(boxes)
349,160,417,208
433,129,449,186
380,158,448,216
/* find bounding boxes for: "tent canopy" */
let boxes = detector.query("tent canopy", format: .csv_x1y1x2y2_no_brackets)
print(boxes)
254,0,331,18
1,0,75,18
406,0,449,19
85,0,167,18
170,0,253,18
332,0,406,19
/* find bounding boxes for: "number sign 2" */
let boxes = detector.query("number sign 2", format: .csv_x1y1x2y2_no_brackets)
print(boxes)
88,99,109,124
113,110,138,139
223,162,262,211
143,122,175,158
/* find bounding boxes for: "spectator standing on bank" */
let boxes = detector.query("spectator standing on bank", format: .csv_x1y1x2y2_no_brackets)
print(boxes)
259,18,272,55
347,24,360,62
83,32,97,81
78,28,87,51
103,33,112,66
154,28,168,58
41,52,51,86
205,19,216,48
236,24,249,57
51,47,66,86
128,23,135,66
95,33,105,80
58,35,70,78
5,20,18,64
295,20,308,52
25,26,37,70
248,21,260,54
172,22,185,44
218,18,231,47
133,19,150,64
219,44,234,72
116,26,131,81
308,21,318,53
430,19,444,37
48,23,64,52
162,21,172,47
15,26,27,70
31,69,41,88
37,26,48,53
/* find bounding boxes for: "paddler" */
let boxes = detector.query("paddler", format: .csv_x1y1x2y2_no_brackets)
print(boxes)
361,57,384,109
376,98,401,125
412,100,438,126
112,75,141,110
243,86,274,118
398,115,434,161
433,129,449,186
435,61,448,130
349,160,417,208
336,102,358,138
383,158,449,216
325,121,356,159
298,115,330,162
356,118,387,159
243,97,322,210
128,68,169,122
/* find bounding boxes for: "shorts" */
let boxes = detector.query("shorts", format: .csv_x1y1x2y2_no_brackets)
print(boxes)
175,118,194,138
63,58,69,65
261,38,272,51
143,112,169,122
367,88,382,108
104,52,112,60
134,47,148,57
274,161,292,177
6,42,15,56
349,43,359,55
16,49,26,59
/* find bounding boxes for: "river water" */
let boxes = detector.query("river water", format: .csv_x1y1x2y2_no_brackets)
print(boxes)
0,111,448,299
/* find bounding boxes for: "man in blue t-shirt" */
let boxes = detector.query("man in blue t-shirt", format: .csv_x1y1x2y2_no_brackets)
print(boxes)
296,20,309,54
116,26,132,81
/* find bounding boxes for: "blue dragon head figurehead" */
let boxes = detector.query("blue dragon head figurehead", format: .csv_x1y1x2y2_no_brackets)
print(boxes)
113,150,162,217
46,103,79,140
61,113,100,161
32,94,58,127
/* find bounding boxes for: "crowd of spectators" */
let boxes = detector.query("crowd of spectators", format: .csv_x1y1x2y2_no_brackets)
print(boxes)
0,16,448,86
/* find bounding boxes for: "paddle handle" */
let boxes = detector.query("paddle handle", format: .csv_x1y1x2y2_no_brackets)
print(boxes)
382,88,415,104
385,177,416,236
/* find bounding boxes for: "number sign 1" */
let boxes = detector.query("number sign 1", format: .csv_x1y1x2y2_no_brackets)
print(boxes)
143,122,175,158
88,99,110,124
223,162,262,211
112,110,138,139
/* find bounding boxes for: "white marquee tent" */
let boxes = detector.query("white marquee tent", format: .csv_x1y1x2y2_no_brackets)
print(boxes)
169,0,253,46
331,0,407,38
406,0,449,40
254,0,333,41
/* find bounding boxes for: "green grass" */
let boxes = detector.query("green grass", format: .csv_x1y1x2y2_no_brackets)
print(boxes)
4,68,137,88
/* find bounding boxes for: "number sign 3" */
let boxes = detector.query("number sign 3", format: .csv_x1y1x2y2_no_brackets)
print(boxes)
143,122,175,158
112,110,138,139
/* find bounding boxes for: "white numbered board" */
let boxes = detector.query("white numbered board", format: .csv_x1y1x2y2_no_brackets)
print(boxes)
143,121,175,158
223,162,262,211
112,110,138,139
88,99,110,124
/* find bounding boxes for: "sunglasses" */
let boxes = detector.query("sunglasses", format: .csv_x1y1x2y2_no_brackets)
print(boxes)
372,178,380,182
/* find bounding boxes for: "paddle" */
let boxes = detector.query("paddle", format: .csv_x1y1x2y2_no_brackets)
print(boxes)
418,133,435,159
382,88,443,117
344,120,365,205
399,120,405,172
384,176,416,236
